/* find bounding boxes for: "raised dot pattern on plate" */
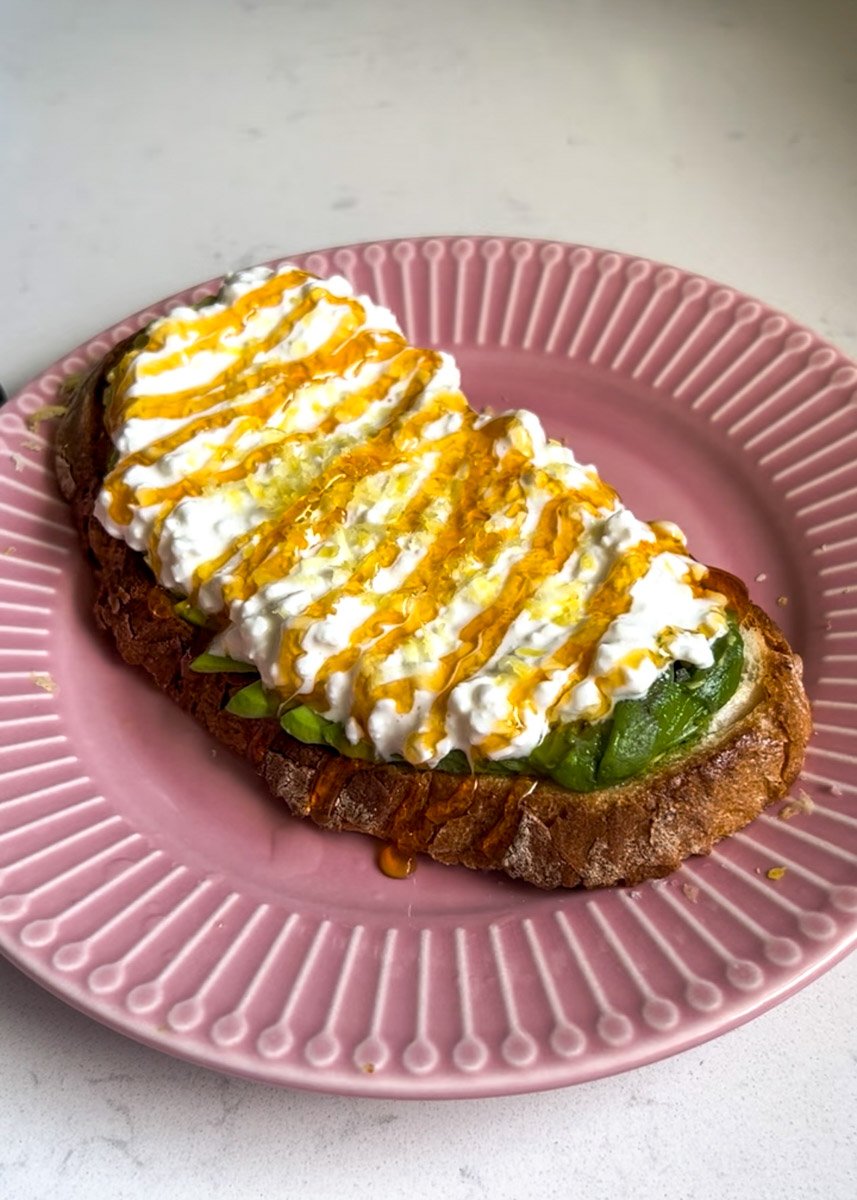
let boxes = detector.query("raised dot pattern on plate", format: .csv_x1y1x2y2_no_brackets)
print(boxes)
0,237,854,1098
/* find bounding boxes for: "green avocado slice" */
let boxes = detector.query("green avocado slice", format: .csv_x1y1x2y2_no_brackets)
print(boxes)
687,621,744,712
190,651,258,674
225,680,281,718
552,721,610,792
597,674,707,785
174,599,216,629
204,617,745,791
434,749,471,774
280,705,330,744
596,622,740,785
280,705,375,761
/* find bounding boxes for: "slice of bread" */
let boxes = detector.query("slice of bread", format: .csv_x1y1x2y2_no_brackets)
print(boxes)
55,341,811,889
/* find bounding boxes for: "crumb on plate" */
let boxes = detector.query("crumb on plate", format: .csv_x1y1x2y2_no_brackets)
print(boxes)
778,789,815,821
26,404,68,432
30,671,58,694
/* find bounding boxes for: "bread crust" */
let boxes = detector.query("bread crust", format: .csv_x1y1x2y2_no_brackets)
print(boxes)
54,342,812,889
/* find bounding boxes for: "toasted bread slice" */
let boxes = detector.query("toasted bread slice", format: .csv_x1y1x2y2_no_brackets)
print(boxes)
55,338,811,890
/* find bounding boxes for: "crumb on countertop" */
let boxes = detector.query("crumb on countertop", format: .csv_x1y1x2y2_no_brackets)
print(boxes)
682,883,700,903
766,866,787,881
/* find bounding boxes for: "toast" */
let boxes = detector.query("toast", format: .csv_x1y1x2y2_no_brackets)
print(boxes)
54,269,811,889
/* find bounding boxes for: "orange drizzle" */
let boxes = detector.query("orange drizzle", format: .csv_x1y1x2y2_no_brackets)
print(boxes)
104,318,408,528
299,415,619,739
413,495,586,760
103,267,724,764
477,532,689,756
226,354,445,605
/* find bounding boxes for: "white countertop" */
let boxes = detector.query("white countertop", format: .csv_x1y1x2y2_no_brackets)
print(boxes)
1,1,855,1196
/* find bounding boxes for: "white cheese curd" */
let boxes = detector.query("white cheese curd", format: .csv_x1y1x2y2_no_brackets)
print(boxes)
555,552,724,723
365,691,439,762
97,263,730,768
157,486,267,598
293,595,379,696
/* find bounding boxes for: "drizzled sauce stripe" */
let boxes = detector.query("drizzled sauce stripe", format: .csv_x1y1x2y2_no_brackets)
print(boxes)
99,265,727,766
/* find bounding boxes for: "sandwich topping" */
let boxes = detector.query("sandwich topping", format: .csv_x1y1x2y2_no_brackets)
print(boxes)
96,265,731,772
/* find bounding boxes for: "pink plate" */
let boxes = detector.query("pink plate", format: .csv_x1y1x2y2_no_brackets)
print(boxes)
1,237,856,1099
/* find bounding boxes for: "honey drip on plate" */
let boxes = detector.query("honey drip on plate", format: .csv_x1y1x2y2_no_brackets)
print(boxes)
378,842,417,880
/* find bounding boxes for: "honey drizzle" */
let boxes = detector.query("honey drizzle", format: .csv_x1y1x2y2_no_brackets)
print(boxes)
107,270,308,428
306,755,362,823
274,415,478,696
279,413,537,715
104,268,723,765
545,535,687,711
226,355,445,605
183,347,440,601
104,317,407,528
413,494,586,760
476,532,689,756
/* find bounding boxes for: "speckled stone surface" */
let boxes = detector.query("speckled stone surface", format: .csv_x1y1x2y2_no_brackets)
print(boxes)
1,0,855,1196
